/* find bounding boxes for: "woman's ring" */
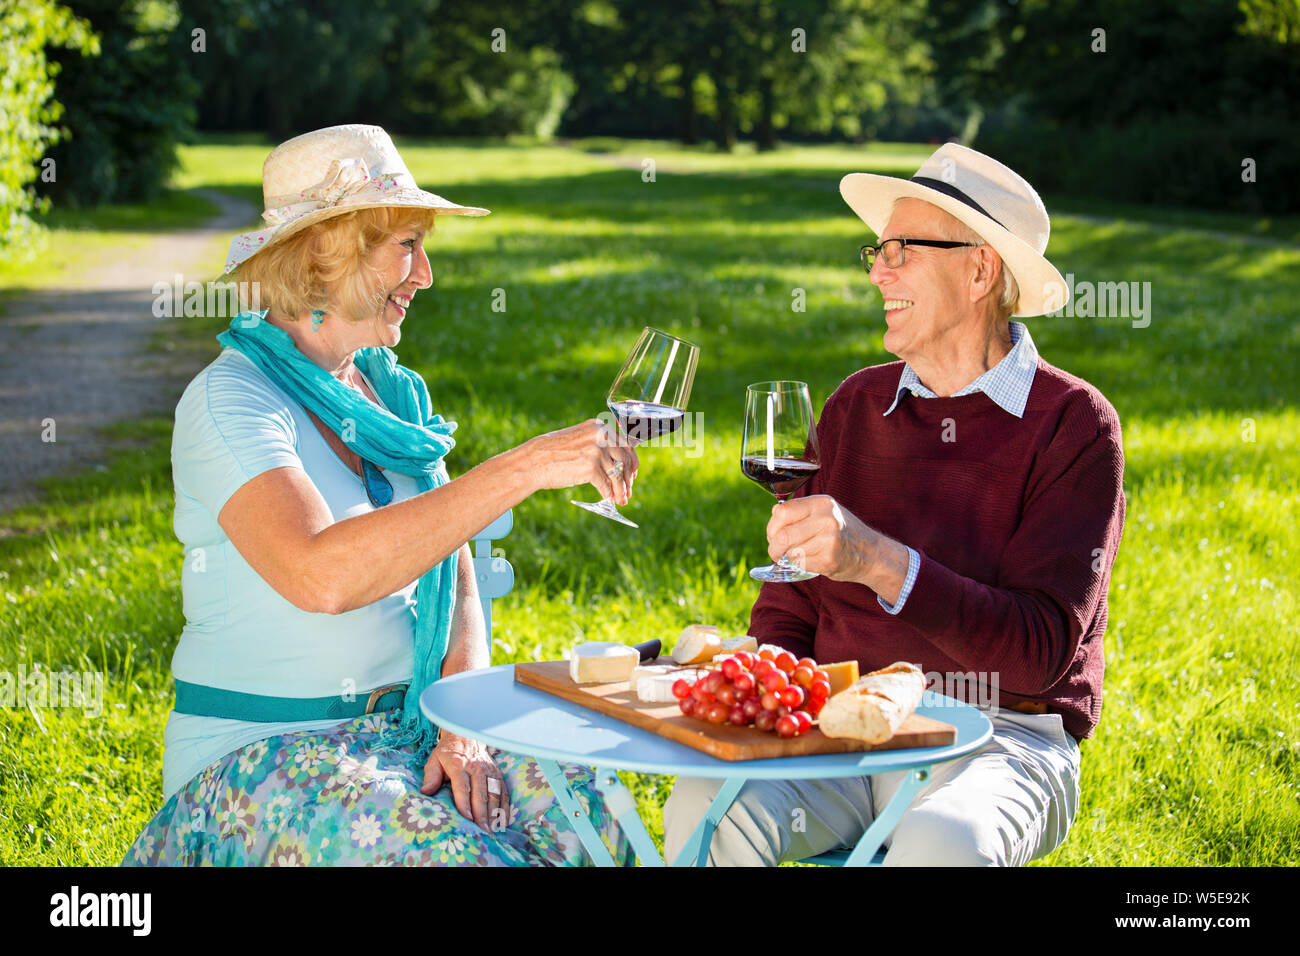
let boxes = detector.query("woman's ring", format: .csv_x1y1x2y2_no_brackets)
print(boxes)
487,777,501,795
606,462,625,478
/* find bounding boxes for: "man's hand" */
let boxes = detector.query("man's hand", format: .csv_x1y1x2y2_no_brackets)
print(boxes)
766,495,879,584
766,495,912,607
420,732,511,832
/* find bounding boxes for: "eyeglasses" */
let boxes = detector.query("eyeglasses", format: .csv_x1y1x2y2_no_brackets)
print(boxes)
859,238,981,273
360,459,394,508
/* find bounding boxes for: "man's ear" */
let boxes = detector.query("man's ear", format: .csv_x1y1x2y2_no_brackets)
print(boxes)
968,246,1002,304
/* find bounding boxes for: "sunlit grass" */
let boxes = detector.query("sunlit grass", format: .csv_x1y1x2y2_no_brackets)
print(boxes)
1,139,1297,866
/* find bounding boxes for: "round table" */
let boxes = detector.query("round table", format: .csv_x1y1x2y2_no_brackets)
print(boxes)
421,663,994,866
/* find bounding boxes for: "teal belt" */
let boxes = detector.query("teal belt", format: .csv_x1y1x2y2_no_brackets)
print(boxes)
174,679,408,722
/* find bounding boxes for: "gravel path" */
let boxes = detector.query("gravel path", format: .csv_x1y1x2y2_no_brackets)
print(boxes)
0,190,258,518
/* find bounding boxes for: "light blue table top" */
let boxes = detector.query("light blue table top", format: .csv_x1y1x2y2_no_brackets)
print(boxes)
421,664,994,779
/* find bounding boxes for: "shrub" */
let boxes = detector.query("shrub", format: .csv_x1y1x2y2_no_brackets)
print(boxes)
0,0,97,262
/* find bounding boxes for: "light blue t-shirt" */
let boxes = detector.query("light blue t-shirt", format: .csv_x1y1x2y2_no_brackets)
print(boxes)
162,347,426,799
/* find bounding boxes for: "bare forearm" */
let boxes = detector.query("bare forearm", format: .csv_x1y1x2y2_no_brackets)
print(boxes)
442,546,489,676
314,446,534,614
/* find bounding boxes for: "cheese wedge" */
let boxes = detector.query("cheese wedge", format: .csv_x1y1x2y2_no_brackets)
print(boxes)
569,641,640,684
821,660,861,695
628,664,703,702
672,624,723,665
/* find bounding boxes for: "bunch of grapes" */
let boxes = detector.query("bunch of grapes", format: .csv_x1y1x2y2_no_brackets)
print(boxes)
672,648,833,739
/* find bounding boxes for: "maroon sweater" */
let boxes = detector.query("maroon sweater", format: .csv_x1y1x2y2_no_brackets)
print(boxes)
750,358,1125,741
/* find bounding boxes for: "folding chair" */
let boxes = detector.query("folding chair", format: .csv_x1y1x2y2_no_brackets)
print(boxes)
470,509,515,656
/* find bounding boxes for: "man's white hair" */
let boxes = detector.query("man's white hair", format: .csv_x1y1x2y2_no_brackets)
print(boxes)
891,198,1019,317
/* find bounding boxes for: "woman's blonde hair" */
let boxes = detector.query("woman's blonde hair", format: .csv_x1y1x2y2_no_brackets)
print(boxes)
236,206,438,321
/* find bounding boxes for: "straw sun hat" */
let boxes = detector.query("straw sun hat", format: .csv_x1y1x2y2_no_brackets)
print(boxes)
839,143,1068,317
223,124,489,274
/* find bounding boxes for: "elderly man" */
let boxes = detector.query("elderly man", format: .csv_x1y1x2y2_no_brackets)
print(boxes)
664,144,1125,866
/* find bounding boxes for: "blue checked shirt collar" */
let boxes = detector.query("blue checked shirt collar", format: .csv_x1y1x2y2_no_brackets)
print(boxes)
883,321,1039,418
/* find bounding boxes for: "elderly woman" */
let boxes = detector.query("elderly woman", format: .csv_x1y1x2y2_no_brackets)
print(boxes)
122,125,637,866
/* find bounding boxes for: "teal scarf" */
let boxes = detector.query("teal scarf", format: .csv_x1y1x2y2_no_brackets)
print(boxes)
217,311,458,768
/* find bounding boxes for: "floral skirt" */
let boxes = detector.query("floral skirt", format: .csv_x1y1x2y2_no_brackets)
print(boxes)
121,712,633,867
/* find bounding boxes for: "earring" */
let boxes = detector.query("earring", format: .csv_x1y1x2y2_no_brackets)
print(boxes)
310,310,324,331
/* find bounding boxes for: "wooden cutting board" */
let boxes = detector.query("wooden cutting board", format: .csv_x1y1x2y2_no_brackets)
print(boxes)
514,660,956,761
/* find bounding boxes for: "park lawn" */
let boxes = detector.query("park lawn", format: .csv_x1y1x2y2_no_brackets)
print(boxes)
1,139,1297,866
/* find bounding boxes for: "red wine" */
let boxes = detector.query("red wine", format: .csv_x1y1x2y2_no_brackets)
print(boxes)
609,400,685,442
741,456,820,499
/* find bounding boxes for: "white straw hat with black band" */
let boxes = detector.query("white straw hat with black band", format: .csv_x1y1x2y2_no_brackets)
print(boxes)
224,124,490,274
840,143,1068,317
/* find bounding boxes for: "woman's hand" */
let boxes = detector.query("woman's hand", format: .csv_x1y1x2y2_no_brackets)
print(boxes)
521,419,639,505
420,732,511,832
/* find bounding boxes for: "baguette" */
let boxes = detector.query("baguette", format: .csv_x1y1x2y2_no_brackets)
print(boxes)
671,624,723,665
817,662,924,744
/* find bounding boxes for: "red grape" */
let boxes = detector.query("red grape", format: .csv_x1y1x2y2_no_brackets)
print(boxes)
792,666,815,688
679,697,697,717
702,671,725,693
734,651,756,670
754,709,778,732
728,705,748,727
716,683,737,707
797,657,818,672
706,702,729,724
742,697,763,719
792,710,813,735
774,651,798,674
776,703,790,718
760,691,781,712
691,684,714,704
752,659,774,681
758,647,777,663
806,697,825,717
812,669,830,685
778,685,805,709
733,672,756,696
761,669,789,692
720,658,742,681
775,715,798,738
672,679,693,700
809,679,831,703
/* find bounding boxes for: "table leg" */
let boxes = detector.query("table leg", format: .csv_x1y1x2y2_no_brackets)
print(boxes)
593,771,665,867
842,765,930,866
670,776,746,867
533,757,618,867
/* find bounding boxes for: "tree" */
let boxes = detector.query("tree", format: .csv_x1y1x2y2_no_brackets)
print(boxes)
41,0,196,207
0,0,96,259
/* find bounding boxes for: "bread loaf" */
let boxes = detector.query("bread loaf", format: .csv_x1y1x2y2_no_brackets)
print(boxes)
671,624,723,665
817,662,924,744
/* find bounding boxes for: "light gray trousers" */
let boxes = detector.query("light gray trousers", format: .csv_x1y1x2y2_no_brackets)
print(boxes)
663,710,1082,866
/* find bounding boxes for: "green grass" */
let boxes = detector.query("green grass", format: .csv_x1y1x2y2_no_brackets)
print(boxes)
1,139,1297,866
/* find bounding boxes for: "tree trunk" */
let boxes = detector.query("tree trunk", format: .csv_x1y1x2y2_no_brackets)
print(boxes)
680,65,698,145
714,75,736,152
755,75,776,151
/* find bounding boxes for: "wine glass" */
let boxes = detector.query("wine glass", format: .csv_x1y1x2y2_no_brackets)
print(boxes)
570,327,700,528
741,381,821,582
